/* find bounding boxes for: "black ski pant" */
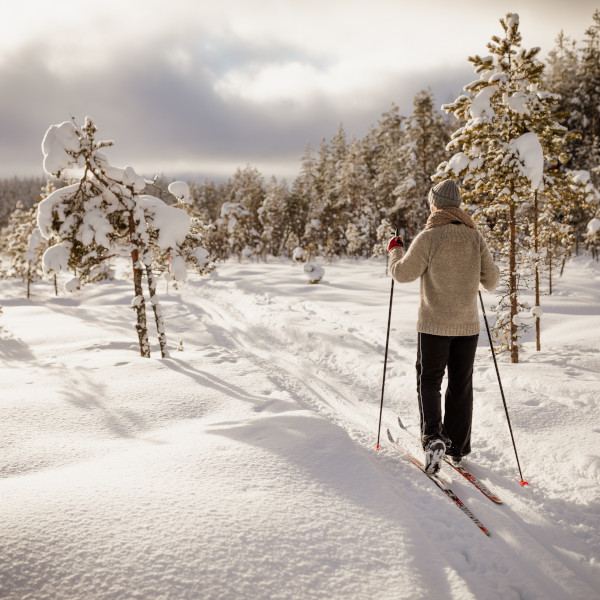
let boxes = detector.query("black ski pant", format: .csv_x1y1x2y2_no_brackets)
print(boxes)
416,332,479,457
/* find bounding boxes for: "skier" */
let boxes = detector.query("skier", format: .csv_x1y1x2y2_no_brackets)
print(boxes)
387,179,500,474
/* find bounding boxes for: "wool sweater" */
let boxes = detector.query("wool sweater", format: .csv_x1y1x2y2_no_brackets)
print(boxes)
390,223,500,336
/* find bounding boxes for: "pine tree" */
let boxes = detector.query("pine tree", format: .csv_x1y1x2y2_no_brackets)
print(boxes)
218,166,265,260
393,89,450,242
365,104,406,231
259,177,290,257
571,11,600,183
288,142,316,253
0,198,49,298
37,117,212,358
336,136,376,257
303,138,331,257
436,13,582,363
303,125,349,258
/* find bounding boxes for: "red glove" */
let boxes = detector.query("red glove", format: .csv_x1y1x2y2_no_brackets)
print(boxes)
388,236,404,251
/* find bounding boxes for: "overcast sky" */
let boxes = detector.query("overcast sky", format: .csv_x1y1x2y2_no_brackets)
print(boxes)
0,0,597,182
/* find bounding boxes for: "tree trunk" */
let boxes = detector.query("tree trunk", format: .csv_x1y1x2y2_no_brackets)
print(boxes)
534,191,540,352
54,274,58,296
509,202,519,363
129,212,150,358
145,260,169,359
548,250,553,296
131,246,150,358
560,256,567,277
27,261,31,300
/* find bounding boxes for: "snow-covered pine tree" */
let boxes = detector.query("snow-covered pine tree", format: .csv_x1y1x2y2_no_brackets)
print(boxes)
436,13,574,363
364,104,407,234
219,166,265,260
336,136,376,258
37,117,212,358
304,125,348,258
571,10,600,185
0,200,48,298
0,176,48,229
393,89,450,242
586,213,600,259
288,142,316,254
259,177,290,258
545,31,579,144
303,138,331,257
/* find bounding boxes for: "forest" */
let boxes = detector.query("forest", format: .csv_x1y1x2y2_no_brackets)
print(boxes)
1,12,600,363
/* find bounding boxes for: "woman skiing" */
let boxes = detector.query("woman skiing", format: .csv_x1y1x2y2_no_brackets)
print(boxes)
388,179,500,474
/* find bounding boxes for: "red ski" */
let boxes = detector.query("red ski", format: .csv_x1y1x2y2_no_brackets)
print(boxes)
386,429,491,536
397,416,502,505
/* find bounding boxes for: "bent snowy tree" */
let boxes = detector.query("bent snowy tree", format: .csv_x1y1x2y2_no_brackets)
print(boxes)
37,117,213,358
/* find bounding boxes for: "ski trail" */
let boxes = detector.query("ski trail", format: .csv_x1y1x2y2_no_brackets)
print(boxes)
171,271,600,599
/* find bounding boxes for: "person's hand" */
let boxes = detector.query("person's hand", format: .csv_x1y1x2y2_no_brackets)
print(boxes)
388,236,404,251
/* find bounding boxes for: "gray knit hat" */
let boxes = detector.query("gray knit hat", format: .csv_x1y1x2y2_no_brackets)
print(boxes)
428,180,462,208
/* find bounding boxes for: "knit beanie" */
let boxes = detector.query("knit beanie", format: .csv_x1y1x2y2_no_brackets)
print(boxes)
428,180,462,208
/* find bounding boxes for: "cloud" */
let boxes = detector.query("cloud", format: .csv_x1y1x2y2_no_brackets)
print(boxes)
0,0,597,181
0,35,468,181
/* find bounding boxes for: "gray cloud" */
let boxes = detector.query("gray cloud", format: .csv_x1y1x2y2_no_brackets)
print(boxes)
0,39,473,182
0,0,594,183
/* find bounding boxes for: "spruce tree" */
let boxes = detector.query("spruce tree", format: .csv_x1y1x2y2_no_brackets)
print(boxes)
436,13,581,362
259,177,290,257
0,201,46,298
364,104,406,232
336,136,376,257
219,166,265,260
572,11,600,183
393,89,450,242
288,142,316,253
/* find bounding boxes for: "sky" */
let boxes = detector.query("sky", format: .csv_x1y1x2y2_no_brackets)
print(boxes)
0,0,597,183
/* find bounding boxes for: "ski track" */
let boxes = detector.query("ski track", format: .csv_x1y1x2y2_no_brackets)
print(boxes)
176,262,600,600
1,258,599,599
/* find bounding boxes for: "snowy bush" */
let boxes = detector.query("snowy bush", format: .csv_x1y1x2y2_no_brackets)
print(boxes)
292,247,307,262
304,262,324,284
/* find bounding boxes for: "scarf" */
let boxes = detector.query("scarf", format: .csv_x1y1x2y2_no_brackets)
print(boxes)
424,206,477,231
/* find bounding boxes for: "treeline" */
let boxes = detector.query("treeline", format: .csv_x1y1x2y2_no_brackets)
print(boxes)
1,12,600,266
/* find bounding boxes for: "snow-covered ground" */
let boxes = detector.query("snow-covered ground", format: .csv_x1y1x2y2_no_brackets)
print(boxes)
1,256,599,600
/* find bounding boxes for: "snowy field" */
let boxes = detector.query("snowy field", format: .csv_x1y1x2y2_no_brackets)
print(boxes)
1,256,600,600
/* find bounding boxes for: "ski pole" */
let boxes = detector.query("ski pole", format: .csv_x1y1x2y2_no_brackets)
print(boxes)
377,230,398,450
478,291,529,486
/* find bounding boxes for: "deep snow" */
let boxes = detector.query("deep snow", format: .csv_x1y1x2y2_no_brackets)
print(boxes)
1,256,599,600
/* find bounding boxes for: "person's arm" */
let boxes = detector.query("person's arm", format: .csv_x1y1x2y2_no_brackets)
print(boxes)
479,234,500,292
389,233,430,283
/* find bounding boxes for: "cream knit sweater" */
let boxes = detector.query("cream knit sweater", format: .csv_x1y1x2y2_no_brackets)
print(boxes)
390,223,500,336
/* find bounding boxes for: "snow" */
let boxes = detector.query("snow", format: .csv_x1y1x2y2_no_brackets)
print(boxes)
588,218,600,235
292,246,307,262
24,228,43,261
41,121,81,176
303,262,325,283
508,132,545,191
445,152,470,176
139,195,191,250
503,91,529,115
168,181,192,204
37,183,79,238
1,256,600,599
41,242,71,274
64,276,81,293
469,85,498,121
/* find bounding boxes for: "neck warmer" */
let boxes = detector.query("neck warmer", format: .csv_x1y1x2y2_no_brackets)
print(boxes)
424,206,477,231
